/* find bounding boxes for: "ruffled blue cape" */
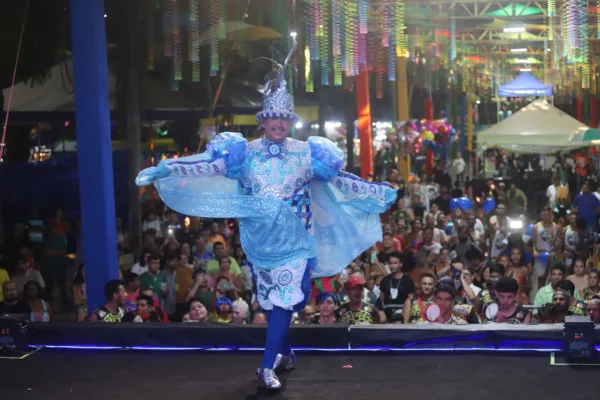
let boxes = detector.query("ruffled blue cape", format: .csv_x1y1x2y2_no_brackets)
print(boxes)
151,133,396,278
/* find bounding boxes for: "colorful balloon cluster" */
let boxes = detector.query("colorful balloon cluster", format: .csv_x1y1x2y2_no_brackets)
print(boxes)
397,119,457,155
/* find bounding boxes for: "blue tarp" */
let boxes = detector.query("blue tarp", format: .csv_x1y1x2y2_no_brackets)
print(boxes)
498,72,553,97
0,152,131,225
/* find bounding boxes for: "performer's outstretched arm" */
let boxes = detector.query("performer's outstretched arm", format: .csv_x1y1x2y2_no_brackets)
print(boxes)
136,132,249,186
308,136,397,213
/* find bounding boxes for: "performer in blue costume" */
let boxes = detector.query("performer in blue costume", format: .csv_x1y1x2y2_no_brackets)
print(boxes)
136,41,396,390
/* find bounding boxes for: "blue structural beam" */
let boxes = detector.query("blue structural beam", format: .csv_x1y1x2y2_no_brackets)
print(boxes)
70,0,118,311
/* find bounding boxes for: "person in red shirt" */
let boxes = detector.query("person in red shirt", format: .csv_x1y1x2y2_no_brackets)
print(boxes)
574,151,590,191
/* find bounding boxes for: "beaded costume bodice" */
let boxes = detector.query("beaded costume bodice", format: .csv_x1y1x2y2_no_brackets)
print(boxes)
241,138,313,200
241,137,313,232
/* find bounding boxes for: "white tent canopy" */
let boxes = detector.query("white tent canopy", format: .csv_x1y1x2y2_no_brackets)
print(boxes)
2,60,117,112
477,99,589,153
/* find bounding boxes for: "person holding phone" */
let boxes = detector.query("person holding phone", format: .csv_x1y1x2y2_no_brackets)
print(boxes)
135,40,396,390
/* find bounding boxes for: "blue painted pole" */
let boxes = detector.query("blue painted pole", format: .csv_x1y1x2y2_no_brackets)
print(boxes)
70,0,118,312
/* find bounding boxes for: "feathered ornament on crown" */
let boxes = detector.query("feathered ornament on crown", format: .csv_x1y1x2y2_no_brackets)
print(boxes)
255,38,299,124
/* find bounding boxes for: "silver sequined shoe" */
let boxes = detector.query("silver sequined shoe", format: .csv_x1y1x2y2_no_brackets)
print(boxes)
257,368,281,389
273,351,296,373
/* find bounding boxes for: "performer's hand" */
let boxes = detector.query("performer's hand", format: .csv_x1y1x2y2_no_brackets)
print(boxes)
135,163,171,186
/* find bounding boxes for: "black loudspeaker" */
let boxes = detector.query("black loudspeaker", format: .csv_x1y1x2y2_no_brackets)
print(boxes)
0,314,28,350
563,315,597,363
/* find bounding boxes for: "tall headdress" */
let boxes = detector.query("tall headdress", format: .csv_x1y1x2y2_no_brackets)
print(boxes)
255,39,299,124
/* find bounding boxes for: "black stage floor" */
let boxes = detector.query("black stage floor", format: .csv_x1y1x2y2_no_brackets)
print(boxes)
1,349,599,400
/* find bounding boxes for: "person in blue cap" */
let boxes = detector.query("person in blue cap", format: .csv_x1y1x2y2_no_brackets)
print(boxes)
135,40,396,390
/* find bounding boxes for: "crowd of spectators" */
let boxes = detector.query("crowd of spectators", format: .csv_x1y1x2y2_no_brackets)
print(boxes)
1,149,600,329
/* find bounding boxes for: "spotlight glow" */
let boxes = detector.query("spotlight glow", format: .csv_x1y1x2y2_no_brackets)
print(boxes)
504,27,525,33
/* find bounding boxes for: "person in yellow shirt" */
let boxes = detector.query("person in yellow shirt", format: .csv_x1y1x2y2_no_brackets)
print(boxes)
0,267,10,302
210,296,232,323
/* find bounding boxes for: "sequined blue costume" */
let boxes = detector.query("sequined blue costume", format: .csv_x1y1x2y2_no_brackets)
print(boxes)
136,132,396,312
136,38,395,390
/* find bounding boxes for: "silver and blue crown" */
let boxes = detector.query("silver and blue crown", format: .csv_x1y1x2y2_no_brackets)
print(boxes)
255,39,299,124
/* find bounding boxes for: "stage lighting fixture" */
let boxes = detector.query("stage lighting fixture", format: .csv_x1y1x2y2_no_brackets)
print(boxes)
0,314,28,350
563,315,597,363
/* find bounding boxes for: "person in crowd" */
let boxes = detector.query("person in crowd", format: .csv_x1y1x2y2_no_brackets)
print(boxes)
567,258,588,295
432,247,452,281
193,235,213,266
130,252,151,276
476,263,505,309
546,176,565,207
337,275,379,325
252,312,268,325
235,245,254,294
378,252,415,323
206,221,227,252
160,252,182,319
232,299,249,324
580,268,600,302
537,303,558,324
433,185,452,215
205,242,241,276
122,294,162,323
377,232,400,264
72,265,87,321
338,271,379,306
182,299,209,323
142,210,163,238
23,281,51,322
492,277,531,324
0,281,32,316
557,279,587,316
160,232,181,259
415,227,442,255
211,255,244,291
10,249,45,295
404,273,436,323
586,298,600,323
88,280,127,322
139,286,170,322
410,193,427,222
504,246,530,305
430,281,479,324
489,217,509,261
534,264,581,310
506,182,527,215
179,242,197,269
42,222,69,310
297,304,317,324
186,268,212,311
454,265,481,306
564,213,580,266
313,292,338,324
550,289,573,323
531,207,558,302
123,272,141,313
211,296,233,323
572,181,600,234
138,254,167,306
392,198,414,228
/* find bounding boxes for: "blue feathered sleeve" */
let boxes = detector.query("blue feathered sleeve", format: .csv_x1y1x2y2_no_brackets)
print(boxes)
163,132,249,180
308,136,344,182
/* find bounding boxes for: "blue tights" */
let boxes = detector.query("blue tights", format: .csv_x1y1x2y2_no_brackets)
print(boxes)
261,306,292,369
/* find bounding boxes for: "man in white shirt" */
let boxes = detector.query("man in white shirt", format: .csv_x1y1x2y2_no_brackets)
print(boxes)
451,153,466,185
546,176,564,206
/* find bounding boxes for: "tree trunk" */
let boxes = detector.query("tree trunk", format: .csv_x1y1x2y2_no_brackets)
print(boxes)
126,1,142,251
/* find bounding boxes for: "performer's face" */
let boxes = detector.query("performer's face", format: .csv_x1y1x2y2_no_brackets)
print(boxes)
262,118,292,143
